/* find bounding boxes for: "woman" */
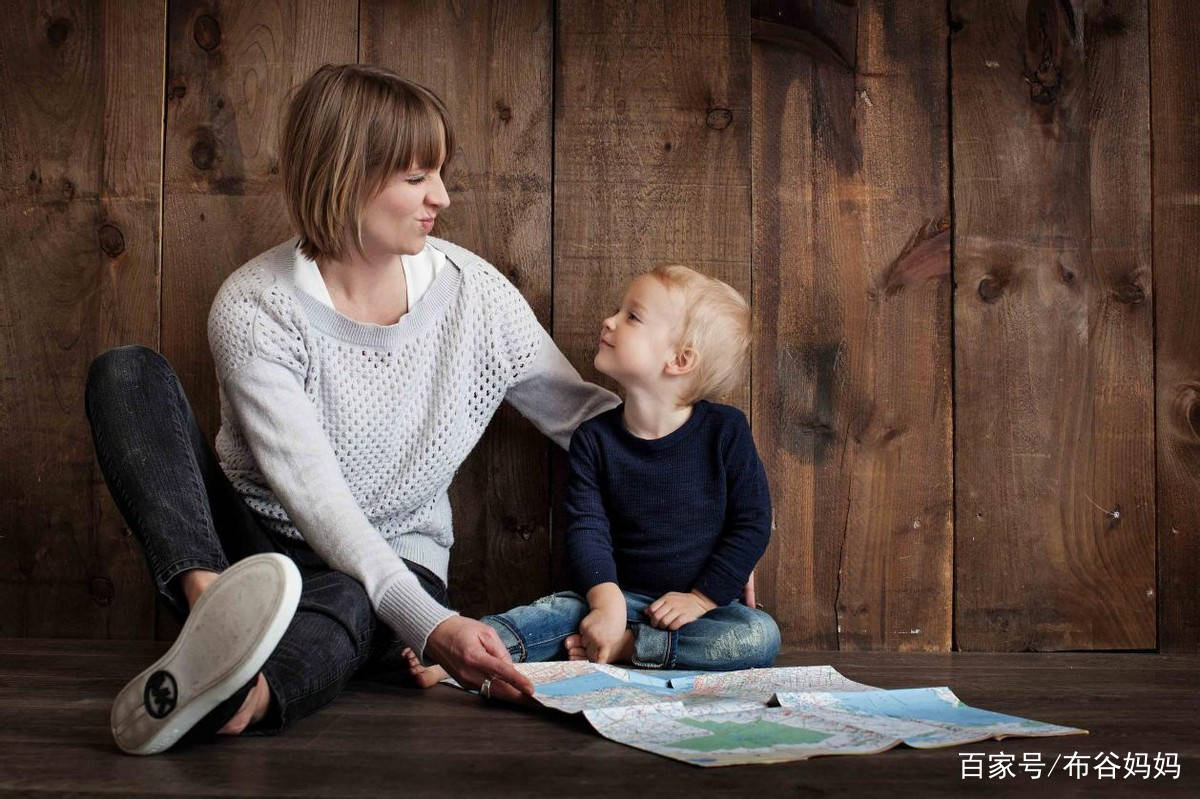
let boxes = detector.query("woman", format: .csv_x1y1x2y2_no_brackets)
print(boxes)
86,63,619,755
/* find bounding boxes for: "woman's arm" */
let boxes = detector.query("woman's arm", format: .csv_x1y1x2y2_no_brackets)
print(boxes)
220,355,459,656
222,355,533,697
504,327,621,450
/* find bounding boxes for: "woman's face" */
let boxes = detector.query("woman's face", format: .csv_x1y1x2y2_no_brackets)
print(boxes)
358,153,451,257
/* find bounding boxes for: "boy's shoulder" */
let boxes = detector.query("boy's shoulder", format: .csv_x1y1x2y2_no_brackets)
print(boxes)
575,403,624,439
699,400,752,435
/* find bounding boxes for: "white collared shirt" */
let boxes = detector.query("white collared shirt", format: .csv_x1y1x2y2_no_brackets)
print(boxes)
293,242,448,316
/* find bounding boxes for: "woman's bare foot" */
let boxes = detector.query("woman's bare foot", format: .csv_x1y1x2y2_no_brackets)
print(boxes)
564,628,635,664
401,646,448,688
217,672,270,735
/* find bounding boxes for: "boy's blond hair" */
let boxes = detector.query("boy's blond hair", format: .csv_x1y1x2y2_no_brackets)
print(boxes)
278,63,456,263
649,265,751,405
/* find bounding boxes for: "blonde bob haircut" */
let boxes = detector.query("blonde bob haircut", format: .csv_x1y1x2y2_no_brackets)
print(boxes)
278,63,456,262
649,265,752,405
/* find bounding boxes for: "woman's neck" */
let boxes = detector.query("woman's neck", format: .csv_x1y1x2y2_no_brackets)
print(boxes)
316,247,409,324
620,388,693,440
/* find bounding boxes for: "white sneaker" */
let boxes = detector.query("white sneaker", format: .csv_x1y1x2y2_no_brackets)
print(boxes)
110,553,302,755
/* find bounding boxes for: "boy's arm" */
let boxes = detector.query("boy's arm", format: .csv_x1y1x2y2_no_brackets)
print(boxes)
505,326,622,451
564,430,629,659
691,414,773,606
564,428,621,597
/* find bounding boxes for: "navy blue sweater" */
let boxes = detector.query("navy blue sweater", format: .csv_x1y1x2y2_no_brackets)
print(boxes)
564,400,772,606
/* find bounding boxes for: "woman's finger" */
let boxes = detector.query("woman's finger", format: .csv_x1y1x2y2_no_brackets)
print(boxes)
478,653,533,695
487,677,532,704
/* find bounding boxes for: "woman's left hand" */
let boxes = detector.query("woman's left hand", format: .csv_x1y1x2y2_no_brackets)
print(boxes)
646,590,716,630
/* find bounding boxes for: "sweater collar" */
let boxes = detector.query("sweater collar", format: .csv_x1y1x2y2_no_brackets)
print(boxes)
611,400,711,455
282,237,464,348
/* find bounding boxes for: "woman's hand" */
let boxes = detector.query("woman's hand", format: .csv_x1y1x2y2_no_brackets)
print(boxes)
646,590,717,630
578,607,628,663
423,616,534,702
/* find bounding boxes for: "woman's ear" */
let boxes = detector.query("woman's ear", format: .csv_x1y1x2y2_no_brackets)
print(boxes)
665,346,698,376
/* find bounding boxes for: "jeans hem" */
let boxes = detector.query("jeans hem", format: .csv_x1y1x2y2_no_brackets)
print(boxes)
484,614,528,662
630,624,675,669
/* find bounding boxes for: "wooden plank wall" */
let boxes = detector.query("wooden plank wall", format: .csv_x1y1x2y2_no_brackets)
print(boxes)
0,0,1195,653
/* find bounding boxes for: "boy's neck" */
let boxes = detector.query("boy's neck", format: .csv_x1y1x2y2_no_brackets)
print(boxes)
620,388,695,440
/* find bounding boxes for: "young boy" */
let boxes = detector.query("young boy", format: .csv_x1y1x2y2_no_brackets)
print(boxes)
404,265,778,685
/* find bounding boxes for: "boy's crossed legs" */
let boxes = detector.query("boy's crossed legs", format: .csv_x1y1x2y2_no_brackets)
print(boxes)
404,590,781,687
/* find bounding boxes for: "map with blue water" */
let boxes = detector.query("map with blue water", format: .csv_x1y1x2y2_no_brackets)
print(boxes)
464,662,1088,767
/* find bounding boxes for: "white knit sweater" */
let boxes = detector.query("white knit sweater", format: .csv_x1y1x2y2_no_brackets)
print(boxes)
207,235,620,658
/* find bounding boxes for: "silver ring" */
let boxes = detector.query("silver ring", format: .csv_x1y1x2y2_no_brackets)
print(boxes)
480,677,492,699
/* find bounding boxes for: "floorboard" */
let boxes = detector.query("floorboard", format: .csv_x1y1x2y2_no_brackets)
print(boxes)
1,641,1195,796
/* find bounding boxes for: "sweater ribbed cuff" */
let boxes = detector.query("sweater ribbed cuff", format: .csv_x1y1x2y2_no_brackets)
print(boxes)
376,572,459,661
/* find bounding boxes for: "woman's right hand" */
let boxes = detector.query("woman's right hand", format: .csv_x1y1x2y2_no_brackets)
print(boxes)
423,616,534,702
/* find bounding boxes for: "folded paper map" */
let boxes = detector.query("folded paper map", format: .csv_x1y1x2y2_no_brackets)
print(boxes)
446,662,1087,767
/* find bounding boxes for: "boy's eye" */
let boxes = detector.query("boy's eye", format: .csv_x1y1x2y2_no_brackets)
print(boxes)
628,313,640,322
406,175,426,184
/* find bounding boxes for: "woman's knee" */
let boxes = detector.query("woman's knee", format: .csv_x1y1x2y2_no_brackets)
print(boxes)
86,345,170,401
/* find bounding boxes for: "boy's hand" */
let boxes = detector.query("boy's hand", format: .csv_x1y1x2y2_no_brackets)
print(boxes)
646,590,717,630
578,606,628,663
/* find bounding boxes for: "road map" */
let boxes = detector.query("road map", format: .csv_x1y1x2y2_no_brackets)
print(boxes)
448,662,1087,767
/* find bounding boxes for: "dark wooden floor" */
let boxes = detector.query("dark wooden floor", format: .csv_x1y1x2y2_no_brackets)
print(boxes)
1,640,1196,797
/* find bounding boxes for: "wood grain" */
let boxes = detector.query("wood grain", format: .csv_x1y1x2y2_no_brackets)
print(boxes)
2,638,1197,797
551,0,753,586
0,0,164,638
751,0,954,651
159,1,358,638
1151,0,1200,653
951,0,1156,650
361,0,556,616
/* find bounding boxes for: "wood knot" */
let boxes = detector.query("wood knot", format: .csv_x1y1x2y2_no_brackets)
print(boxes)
193,14,221,51
495,101,512,122
47,17,72,46
97,224,125,258
516,524,533,542
1113,281,1145,305
190,128,216,170
705,107,733,130
1057,261,1075,285
977,273,1007,302
1174,383,1200,440
89,576,115,606
168,84,187,100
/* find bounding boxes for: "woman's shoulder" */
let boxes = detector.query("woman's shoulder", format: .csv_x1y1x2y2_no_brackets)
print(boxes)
209,239,297,319
207,238,304,374
426,236,516,293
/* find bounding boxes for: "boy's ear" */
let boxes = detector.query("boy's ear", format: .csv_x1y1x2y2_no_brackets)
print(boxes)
665,346,698,376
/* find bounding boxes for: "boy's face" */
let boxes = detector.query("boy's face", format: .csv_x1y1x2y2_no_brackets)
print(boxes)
594,275,686,390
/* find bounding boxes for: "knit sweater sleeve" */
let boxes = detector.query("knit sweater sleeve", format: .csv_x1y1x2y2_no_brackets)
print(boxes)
691,410,773,606
207,270,458,660
478,262,620,450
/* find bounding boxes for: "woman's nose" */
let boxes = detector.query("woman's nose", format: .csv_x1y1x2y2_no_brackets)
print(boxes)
428,173,450,209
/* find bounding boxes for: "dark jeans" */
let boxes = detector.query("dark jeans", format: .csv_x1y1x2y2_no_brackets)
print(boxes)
84,345,452,735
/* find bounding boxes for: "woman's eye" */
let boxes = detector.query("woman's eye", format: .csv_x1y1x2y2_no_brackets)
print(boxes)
406,174,426,184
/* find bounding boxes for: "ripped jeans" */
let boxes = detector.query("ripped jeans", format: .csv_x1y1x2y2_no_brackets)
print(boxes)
481,590,781,671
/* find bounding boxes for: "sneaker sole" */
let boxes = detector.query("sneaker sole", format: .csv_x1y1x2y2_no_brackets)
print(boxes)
110,553,302,755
